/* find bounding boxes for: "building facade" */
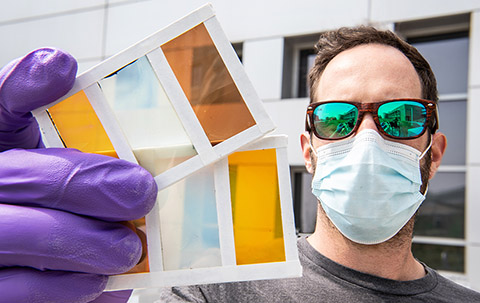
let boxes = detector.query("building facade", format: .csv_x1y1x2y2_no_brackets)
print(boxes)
1,0,479,290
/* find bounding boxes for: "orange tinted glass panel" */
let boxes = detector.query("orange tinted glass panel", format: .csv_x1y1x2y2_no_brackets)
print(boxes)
162,23,256,145
48,90,117,157
124,217,150,274
228,149,285,265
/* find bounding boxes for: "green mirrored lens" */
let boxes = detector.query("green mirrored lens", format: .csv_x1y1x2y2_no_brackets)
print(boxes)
313,103,357,138
378,101,427,138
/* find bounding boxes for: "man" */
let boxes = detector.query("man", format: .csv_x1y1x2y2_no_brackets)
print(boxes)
156,26,480,302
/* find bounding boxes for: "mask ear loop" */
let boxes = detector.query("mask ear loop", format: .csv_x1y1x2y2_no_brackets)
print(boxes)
309,142,318,157
419,135,433,196
419,135,433,160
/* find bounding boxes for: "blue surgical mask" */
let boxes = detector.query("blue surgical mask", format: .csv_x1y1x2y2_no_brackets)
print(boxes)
311,129,431,245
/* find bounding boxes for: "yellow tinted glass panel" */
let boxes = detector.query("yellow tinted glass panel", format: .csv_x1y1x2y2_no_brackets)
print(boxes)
162,23,256,145
48,90,117,157
228,149,285,265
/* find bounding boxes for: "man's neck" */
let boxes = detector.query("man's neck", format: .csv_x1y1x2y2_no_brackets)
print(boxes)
307,213,426,281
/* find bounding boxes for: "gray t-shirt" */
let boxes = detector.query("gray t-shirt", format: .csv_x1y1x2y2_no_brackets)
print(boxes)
157,237,480,302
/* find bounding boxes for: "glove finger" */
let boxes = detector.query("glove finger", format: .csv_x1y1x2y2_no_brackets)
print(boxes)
0,148,157,221
0,204,142,275
89,290,133,303
0,48,77,151
0,267,107,303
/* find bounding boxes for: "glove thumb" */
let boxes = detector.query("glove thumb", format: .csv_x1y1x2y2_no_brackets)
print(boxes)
0,48,77,151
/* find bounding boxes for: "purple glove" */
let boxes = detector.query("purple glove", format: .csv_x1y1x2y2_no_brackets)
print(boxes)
0,48,76,151
0,49,157,303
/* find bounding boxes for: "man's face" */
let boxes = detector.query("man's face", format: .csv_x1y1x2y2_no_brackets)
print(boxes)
309,43,429,154
300,43,447,245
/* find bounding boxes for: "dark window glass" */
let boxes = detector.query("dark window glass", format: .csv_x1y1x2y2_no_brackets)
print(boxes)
415,172,465,238
297,49,316,98
291,168,317,234
436,99,466,165
411,34,468,95
412,243,464,273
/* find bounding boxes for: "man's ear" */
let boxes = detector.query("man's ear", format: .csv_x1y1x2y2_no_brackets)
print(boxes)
300,132,314,174
429,132,447,180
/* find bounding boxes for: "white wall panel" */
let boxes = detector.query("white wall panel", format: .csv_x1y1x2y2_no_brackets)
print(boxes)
263,98,309,166
470,12,480,88
466,166,480,244
243,38,284,101
0,0,105,23
467,241,480,291
0,10,105,67
371,0,480,23
105,0,369,55
212,0,369,41
467,88,480,165
105,1,208,56
77,58,103,74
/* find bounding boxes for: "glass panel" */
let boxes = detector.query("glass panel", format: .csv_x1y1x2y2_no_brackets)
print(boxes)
228,149,285,265
48,90,117,157
412,36,468,95
412,243,464,273
437,100,466,165
415,172,465,238
298,49,316,98
292,170,317,234
98,56,196,176
158,165,221,270
162,23,256,145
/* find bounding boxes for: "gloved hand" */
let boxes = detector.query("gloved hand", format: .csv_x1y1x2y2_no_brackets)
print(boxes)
0,48,157,303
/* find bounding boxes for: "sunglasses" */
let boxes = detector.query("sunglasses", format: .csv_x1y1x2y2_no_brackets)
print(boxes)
306,99,438,140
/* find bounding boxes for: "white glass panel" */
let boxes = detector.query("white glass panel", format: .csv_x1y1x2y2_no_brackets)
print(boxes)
98,56,197,175
158,165,221,270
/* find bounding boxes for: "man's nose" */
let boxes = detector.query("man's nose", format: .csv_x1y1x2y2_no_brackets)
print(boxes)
356,112,380,133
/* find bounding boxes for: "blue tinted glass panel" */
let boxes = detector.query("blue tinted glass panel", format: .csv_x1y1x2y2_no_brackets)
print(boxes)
157,165,221,270
98,56,197,175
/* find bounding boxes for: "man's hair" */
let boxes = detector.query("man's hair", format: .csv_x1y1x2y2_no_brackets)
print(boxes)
308,26,438,104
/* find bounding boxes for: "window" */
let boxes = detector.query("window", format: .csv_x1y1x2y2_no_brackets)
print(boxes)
232,42,243,62
282,34,319,99
397,13,470,273
291,166,317,234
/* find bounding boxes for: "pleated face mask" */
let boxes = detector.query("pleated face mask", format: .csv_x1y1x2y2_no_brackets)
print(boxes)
311,129,431,244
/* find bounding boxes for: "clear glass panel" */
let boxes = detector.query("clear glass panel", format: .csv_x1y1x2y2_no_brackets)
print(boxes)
415,172,465,238
161,23,256,145
228,149,285,265
412,243,464,273
437,100,466,165
48,90,117,157
412,36,469,95
98,56,196,176
158,165,221,271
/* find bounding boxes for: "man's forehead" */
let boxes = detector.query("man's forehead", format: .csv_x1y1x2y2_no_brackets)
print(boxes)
315,43,422,101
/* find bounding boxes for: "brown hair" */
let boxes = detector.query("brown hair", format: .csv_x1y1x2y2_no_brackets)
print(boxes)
308,26,438,104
